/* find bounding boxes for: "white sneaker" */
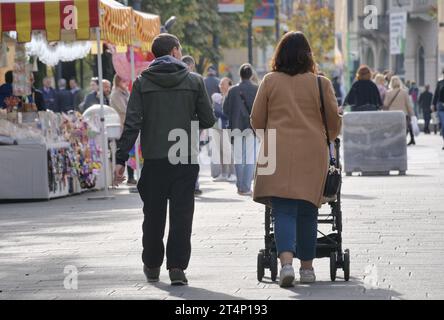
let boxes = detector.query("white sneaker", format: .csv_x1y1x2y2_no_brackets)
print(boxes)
227,175,237,182
299,268,316,284
213,175,226,182
279,265,295,288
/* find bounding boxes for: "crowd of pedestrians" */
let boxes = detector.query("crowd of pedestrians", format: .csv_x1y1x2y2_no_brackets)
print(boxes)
2,28,443,290
0,71,116,115
111,31,343,288
109,32,444,288
337,64,444,148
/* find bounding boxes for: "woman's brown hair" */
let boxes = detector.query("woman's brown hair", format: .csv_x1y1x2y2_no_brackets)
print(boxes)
271,31,316,76
356,65,372,81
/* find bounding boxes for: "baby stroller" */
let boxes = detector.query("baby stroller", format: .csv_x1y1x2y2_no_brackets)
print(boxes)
257,138,350,282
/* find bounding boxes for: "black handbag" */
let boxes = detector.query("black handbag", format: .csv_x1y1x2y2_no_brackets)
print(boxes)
318,76,341,198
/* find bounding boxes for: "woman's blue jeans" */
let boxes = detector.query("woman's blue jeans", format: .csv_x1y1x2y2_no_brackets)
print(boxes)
272,197,318,261
438,110,444,138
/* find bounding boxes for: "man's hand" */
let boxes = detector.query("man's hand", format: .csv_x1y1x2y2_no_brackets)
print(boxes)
114,164,126,186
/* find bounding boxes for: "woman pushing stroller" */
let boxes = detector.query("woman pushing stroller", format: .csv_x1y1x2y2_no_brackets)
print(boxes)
251,31,342,288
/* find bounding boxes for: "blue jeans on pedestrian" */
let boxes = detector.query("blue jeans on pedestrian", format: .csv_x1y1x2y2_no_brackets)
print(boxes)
234,133,257,193
272,197,318,261
438,108,444,138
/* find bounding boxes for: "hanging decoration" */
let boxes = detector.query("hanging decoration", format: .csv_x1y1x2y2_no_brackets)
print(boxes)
108,44,154,82
12,42,31,97
25,32,92,67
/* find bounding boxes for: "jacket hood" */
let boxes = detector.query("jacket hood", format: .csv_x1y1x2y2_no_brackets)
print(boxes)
141,56,189,88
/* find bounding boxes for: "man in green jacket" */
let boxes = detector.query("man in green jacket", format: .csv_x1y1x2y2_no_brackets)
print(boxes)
114,34,216,286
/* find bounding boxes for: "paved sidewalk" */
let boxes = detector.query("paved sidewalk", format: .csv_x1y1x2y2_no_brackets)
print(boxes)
1,135,443,300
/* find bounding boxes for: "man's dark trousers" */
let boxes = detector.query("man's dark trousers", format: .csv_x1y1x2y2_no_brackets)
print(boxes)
137,158,199,270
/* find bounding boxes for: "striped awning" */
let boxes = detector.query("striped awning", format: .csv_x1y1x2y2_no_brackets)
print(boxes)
0,0,100,43
0,0,160,49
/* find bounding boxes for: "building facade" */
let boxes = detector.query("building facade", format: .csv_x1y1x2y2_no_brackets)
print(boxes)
337,0,439,90
439,0,444,75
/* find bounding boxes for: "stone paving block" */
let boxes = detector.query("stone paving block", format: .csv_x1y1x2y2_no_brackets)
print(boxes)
0,135,443,300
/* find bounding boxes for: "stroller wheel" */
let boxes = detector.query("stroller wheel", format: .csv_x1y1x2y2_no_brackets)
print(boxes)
257,252,265,282
343,249,350,282
270,252,278,282
330,252,337,282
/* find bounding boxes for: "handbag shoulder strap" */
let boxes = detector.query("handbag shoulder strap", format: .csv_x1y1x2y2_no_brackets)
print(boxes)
386,89,401,109
317,76,334,163
317,76,331,146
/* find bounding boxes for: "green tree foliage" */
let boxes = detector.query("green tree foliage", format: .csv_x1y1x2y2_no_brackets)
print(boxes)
137,0,273,74
291,0,335,74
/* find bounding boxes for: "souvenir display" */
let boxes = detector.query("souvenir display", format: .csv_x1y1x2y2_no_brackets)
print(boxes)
1,110,103,198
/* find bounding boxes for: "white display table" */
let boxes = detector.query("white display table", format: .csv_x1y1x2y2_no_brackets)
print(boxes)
0,142,105,200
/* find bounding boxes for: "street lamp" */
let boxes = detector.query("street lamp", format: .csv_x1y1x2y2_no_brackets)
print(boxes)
161,16,177,33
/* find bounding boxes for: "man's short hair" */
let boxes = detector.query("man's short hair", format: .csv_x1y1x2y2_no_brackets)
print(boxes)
239,63,253,80
5,71,13,84
207,66,217,75
58,78,67,88
182,55,195,67
151,33,180,58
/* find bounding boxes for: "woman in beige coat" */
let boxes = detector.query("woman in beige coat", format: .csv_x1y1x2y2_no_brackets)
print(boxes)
383,76,416,145
110,74,136,184
251,32,342,287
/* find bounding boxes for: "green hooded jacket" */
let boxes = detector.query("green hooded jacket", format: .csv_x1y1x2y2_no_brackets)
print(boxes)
116,56,216,165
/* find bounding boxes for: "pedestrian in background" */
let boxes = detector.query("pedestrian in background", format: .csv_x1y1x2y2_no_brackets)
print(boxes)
409,81,419,117
210,77,236,182
251,31,342,287
110,74,130,129
82,79,111,111
110,74,136,185
374,73,387,103
55,79,74,113
343,65,382,112
432,70,444,150
223,63,258,196
29,73,45,111
418,85,433,134
0,71,13,109
384,76,416,146
332,76,344,106
204,66,220,98
115,34,215,286
69,78,84,113
41,76,57,112
89,77,99,94
182,55,205,196
79,77,99,112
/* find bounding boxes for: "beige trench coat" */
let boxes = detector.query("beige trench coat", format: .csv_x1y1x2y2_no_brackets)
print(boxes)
384,89,414,116
110,87,130,128
251,72,342,208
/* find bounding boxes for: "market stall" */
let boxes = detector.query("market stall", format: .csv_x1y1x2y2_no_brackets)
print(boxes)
0,111,104,200
0,0,160,200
